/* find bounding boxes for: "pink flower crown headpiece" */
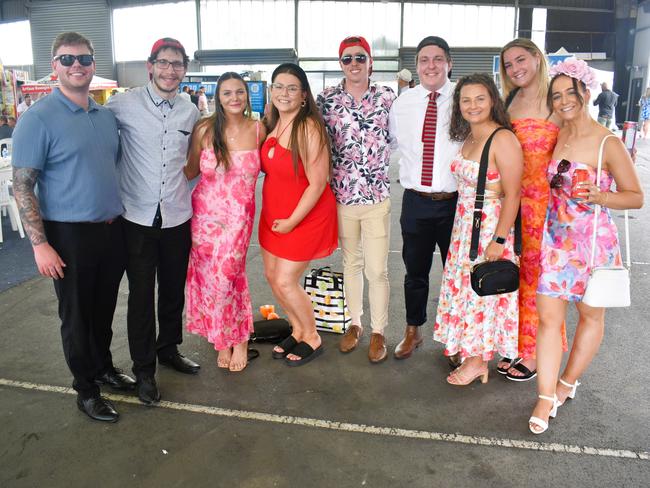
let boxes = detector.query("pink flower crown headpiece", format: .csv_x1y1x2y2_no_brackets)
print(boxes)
549,57,598,90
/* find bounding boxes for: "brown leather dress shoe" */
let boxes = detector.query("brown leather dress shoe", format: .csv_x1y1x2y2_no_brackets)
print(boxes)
368,333,387,363
394,325,423,359
339,324,363,353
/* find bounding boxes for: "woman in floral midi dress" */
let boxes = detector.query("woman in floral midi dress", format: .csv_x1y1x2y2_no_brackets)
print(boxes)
433,74,523,385
184,73,266,372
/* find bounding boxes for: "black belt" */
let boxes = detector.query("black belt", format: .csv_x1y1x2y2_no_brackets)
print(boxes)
407,189,458,201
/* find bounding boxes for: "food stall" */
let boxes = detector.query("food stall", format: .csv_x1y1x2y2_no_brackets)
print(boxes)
0,58,29,118
20,73,119,104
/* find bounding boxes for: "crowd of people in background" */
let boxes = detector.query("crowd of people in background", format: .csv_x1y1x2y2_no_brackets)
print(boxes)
8,29,645,437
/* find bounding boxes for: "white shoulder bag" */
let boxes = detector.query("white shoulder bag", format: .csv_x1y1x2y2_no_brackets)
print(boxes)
581,135,631,308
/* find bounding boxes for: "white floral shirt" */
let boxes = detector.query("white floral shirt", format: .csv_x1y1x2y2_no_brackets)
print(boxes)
317,81,396,205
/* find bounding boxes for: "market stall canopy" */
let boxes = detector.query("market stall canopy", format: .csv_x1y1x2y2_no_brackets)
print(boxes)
21,73,118,94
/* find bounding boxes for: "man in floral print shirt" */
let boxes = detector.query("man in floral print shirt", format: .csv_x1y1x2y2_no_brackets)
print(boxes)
317,36,396,363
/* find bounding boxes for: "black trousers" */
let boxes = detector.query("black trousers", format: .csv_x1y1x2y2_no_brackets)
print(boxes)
44,219,126,399
123,219,191,378
400,189,457,327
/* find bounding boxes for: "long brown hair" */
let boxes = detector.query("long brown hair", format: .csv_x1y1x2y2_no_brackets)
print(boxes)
449,73,511,142
499,38,549,103
264,63,331,174
197,72,252,170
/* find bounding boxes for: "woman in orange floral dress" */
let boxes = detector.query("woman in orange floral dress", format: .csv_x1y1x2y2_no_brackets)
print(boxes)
498,39,566,380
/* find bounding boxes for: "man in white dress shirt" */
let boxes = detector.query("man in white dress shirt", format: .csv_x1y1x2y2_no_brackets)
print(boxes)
388,36,461,360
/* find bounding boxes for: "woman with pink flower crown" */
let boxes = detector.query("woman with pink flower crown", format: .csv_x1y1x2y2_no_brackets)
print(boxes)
528,58,643,434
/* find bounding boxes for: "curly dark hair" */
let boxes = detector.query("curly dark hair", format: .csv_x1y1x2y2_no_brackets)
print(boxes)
449,73,511,142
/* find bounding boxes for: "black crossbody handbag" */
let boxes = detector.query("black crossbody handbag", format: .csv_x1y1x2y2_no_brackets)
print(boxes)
469,127,521,297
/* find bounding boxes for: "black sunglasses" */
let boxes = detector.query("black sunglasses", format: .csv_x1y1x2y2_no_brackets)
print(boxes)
550,159,571,189
53,54,94,67
340,54,368,65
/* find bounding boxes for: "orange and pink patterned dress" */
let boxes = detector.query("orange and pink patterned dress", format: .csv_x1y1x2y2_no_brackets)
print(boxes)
511,118,566,359
185,145,260,350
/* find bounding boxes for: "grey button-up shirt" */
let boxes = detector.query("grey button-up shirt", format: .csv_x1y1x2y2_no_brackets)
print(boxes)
106,82,200,228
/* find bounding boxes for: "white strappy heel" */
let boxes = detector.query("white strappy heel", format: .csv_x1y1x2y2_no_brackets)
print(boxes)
558,378,581,406
529,394,560,435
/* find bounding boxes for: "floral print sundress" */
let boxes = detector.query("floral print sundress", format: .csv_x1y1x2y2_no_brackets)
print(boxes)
433,152,519,361
537,159,622,301
185,138,260,350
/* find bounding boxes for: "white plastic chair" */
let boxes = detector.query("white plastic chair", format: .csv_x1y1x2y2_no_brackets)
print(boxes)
0,166,25,243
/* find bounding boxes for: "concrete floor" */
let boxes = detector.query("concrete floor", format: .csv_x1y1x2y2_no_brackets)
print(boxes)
1,138,650,487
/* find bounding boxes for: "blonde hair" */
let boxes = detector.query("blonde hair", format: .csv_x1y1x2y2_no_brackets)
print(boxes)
499,38,549,103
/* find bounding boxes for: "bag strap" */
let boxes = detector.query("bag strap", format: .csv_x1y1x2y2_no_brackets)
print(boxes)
589,134,630,269
469,127,521,261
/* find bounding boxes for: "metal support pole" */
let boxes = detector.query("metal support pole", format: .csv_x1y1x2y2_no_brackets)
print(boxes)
196,0,202,52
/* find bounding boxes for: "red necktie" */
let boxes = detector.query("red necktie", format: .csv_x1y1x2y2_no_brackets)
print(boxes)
421,91,439,186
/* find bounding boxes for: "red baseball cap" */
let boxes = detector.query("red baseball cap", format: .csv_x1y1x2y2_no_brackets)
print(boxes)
338,36,372,58
149,37,188,61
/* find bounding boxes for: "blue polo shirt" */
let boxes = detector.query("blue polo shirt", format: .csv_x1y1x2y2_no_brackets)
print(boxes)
11,88,123,222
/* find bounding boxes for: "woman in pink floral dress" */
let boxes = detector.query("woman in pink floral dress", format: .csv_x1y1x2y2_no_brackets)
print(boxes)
433,74,523,385
529,59,643,434
184,72,266,372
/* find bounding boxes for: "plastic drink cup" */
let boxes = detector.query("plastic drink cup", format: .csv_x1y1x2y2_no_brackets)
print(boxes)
571,169,591,199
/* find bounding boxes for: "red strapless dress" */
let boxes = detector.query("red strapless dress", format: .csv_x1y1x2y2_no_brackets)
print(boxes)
259,136,338,261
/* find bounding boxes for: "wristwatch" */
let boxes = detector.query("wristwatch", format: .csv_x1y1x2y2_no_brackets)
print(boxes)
492,235,506,245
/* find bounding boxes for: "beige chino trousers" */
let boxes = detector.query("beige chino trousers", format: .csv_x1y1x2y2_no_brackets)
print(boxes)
337,198,391,333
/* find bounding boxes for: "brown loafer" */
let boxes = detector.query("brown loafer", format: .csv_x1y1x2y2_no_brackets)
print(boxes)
368,333,387,363
394,325,423,360
339,324,363,353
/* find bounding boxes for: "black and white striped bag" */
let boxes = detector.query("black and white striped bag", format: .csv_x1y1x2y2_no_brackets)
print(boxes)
303,267,351,334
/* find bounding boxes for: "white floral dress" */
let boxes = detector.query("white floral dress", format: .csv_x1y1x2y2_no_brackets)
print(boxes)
433,153,519,361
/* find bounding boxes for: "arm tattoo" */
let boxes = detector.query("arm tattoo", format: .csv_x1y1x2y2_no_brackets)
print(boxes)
12,167,47,246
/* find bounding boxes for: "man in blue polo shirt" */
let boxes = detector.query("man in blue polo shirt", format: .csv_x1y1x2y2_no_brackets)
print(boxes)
12,32,134,423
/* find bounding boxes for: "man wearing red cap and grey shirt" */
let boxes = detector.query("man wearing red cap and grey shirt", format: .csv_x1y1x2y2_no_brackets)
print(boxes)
317,36,396,363
106,37,200,406
388,36,461,362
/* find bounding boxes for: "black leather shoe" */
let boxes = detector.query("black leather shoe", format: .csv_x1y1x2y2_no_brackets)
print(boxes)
158,353,200,374
77,396,119,422
95,367,136,391
136,376,161,406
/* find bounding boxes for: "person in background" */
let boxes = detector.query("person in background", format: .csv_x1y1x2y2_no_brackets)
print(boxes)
0,115,13,138
388,36,461,362
7,116,17,128
260,63,337,366
198,86,209,116
433,74,523,385
593,82,618,129
318,35,396,363
184,72,265,372
12,31,133,423
17,94,33,115
179,85,191,103
397,68,413,95
190,89,199,107
638,87,650,139
106,37,201,406
497,38,567,382
530,58,643,434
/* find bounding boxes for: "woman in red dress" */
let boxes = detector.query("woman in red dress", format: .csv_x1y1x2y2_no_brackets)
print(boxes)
259,63,338,366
